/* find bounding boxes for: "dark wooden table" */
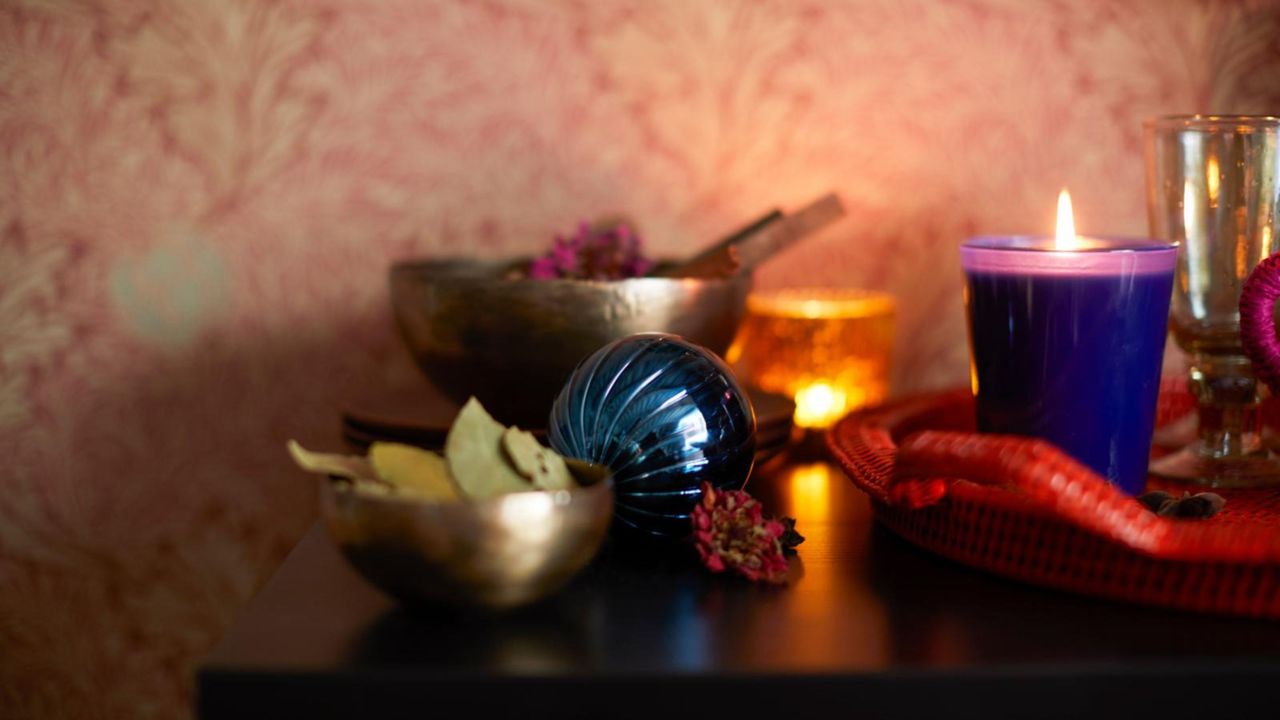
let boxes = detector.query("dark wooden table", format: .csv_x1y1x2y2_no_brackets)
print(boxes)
199,453,1280,720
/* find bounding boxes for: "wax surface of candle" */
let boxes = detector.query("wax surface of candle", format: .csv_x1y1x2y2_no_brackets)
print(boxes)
965,268,1174,494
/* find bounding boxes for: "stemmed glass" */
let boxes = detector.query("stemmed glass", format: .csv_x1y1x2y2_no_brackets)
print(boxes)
1145,115,1280,486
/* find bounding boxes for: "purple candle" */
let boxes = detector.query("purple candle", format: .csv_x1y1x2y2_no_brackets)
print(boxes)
961,194,1177,495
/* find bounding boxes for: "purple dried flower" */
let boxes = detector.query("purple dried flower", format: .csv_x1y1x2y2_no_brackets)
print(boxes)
527,256,558,279
528,220,654,280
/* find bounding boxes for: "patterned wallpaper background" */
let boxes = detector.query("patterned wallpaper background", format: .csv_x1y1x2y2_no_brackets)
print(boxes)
2,0,1278,716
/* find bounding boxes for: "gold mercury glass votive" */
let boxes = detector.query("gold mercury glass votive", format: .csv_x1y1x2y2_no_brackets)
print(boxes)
727,288,896,429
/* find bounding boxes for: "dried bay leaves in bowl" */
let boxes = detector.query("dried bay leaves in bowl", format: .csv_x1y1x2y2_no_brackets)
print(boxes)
287,440,391,496
503,427,574,491
288,397,581,502
369,443,460,501
445,397,536,499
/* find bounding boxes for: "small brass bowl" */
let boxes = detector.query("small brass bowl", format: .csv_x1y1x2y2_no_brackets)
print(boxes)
320,460,613,610
389,258,751,426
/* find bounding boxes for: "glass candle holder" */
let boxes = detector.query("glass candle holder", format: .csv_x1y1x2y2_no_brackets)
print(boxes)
727,288,895,429
962,236,1177,495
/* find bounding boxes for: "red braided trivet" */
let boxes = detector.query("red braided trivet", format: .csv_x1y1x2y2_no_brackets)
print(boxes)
826,385,1280,618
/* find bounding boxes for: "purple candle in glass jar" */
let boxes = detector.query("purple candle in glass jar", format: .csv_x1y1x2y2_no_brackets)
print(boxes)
961,192,1177,495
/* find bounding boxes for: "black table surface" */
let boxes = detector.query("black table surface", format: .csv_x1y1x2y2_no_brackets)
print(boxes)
198,454,1280,720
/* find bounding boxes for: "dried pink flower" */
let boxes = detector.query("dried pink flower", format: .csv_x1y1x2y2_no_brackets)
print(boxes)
691,482,790,584
528,220,655,280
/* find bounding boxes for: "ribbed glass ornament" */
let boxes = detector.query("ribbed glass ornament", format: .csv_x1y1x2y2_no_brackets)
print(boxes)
548,333,756,539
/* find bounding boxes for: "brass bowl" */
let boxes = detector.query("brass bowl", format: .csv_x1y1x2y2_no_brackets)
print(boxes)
389,258,751,426
320,460,613,610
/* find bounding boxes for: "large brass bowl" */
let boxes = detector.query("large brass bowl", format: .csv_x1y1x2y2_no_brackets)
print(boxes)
389,258,751,426
320,460,613,610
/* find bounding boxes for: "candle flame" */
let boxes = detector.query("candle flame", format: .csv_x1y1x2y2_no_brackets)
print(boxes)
1207,155,1220,207
1055,188,1077,250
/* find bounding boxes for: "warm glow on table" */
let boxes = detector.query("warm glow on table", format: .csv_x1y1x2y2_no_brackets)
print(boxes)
788,462,833,521
728,288,895,429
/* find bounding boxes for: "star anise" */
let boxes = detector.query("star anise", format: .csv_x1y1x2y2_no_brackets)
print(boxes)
1137,490,1226,519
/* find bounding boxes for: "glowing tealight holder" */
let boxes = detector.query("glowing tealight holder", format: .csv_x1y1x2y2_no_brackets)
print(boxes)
727,288,896,429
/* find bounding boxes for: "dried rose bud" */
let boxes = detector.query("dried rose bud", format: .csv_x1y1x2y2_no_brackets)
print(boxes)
691,482,790,584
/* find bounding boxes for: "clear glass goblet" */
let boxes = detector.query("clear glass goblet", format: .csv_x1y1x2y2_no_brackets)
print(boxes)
1145,115,1280,486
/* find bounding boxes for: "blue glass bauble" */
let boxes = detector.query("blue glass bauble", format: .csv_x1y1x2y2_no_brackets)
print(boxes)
547,333,756,539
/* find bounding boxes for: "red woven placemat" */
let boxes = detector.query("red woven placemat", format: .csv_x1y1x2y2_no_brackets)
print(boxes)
826,386,1280,618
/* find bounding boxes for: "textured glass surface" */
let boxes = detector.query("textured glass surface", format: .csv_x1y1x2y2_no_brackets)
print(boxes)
548,333,757,539
728,288,895,429
1147,116,1280,356
1145,115,1280,485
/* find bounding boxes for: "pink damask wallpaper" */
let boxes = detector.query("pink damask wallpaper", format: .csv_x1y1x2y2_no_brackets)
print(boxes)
2,0,1278,717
